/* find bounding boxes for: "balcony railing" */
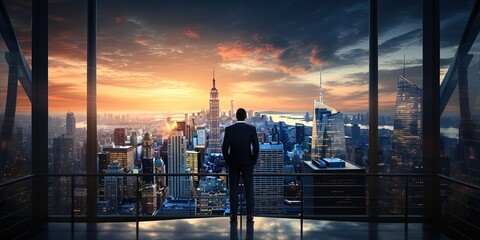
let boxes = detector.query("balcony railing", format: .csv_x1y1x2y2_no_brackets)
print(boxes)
1,173,479,239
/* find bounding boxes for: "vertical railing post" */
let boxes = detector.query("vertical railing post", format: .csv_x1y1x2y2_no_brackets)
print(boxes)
404,176,408,229
300,174,303,239
71,176,75,233
136,175,140,237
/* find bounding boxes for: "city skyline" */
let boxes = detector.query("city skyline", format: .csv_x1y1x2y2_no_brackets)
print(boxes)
3,0,472,114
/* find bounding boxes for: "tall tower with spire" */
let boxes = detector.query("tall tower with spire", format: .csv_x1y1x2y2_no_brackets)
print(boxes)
311,71,346,161
208,69,221,154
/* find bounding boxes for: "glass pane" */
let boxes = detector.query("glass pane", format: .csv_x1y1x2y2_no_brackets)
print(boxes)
377,0,423,215
440,1,480,238
97,0,369,217
48,0,88,215
1,0,32,182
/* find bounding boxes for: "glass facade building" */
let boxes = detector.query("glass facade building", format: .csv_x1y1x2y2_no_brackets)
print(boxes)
391,76,423,174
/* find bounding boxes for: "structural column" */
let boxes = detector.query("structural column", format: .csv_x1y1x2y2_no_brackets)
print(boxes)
422,0,440,223
32,0,48,225
86,0,98,219
368,0,379,219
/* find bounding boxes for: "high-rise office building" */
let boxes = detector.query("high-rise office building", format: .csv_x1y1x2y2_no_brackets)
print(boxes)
311,73,347,160
130,131,139,146
254,142,284,214
50,134,74,214
113,128,127,146
186,150,199,183
208,71,221,154
195,124,206,148
142,131,154,159
391,75,422,173
388,75,423,215
351,123,360,146
303,158,365,215
104,161,124,213
142,183,157,215
295,123,305,144
168,130,191,198
66,112,75,136
97,151,111,201
142,157,155,184
102,146,135,172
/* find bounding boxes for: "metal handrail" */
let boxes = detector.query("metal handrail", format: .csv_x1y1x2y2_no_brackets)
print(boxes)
437,174,480,191
0,174,34,187
33,173,436,177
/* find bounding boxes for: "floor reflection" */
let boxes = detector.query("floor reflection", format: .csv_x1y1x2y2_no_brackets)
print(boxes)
33,217,448,240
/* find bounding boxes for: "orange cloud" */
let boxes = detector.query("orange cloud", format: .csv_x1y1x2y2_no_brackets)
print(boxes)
217,41,314,76
309,46,324,66
184,30,199,39
217,41,284,73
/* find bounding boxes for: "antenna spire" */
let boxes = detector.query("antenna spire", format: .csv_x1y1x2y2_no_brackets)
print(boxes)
403,54,406,78
319,70,324,104
212,67,216,88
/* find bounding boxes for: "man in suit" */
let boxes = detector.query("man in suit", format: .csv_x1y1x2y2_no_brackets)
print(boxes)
222,108,259,222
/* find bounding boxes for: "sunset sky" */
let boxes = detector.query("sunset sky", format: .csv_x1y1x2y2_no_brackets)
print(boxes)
1,0,474,115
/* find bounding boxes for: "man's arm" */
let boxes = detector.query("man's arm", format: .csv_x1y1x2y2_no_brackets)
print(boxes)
251,127,259,164
222,127,230,165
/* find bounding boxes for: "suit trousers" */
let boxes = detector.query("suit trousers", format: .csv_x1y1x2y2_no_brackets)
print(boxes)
229,164,254,215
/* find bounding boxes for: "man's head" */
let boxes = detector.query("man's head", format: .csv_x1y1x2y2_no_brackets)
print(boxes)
236,108,247,121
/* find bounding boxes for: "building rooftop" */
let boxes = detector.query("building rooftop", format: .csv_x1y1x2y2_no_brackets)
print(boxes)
305,158,363,171
260,142,284,150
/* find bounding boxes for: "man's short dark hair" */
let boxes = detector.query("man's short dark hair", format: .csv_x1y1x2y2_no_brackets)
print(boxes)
236,108,247,121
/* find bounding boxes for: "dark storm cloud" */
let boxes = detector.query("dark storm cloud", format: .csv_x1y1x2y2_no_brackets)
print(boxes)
3,0,476,112
345,65,423,94
91,0,371,72
378,29,422,55
6,0,475,71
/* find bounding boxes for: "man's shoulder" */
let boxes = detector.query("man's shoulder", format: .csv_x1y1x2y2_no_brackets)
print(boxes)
228,122,256,129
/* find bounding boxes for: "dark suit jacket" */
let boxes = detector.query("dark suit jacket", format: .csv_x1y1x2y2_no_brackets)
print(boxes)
222,122,259,166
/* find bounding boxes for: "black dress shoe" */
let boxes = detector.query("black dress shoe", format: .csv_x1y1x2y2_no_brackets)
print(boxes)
230,213,237,222
247,213,254,222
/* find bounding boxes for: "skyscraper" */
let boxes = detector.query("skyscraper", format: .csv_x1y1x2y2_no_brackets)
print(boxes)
102,146,135,172
168,130,191,198
142,131,154,159
254,142,284,214
66,112,76,136
295,123,305,144
388,75,423,215
186,150,199,183
311,72,347,160
208,71,221,154
113,128,127,146
302,158,365,215
391,75,422,173
50,134,74,214
104,161,124,213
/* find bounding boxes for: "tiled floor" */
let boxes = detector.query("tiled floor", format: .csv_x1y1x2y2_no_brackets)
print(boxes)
32,217,448,239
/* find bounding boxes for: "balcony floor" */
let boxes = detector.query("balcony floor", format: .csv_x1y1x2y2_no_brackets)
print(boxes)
31,217,448,240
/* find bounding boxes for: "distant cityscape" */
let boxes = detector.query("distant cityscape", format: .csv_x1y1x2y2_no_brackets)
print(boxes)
1,71,467,216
